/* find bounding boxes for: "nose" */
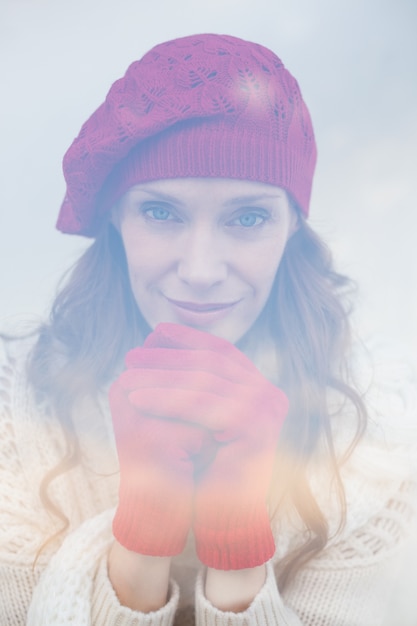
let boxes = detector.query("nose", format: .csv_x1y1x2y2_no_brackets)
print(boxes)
177,226,228,289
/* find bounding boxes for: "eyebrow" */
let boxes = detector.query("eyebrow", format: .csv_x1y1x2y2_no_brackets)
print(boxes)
126,188,283,206
223,193,283,206
126,188,186,205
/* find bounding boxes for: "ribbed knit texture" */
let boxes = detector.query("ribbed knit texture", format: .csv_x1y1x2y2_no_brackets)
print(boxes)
0,334,416,624
111,477,192,556
193,506,276,571
56,34,316,237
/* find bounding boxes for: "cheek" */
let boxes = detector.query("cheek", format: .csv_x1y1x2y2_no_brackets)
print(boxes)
243,239,287,294
121,244,151,303
123,234,167,280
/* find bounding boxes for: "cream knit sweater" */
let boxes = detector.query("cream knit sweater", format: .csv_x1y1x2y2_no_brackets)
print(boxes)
0,334,416,626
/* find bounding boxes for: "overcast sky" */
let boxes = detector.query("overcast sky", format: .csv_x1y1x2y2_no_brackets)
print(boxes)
1,0,416,365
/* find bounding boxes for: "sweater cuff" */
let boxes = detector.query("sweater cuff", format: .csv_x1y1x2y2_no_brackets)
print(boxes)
194,561,299,626
92,552,179,626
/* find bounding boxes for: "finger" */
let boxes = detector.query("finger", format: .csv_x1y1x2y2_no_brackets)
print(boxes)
125,347,254,382
110,381,211,457
127,387,242,432
143,323,254,372
139,417,209,459
118,367,242,397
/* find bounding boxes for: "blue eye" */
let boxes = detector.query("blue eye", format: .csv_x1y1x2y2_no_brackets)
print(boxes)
239,213,260,227
144,206,172,221
232,212,267,228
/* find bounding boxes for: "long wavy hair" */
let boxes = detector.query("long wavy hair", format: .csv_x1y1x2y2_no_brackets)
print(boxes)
27,206,367,587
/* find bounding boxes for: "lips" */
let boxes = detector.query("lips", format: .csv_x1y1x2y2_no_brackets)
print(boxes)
166,297,239,312
164,296,240,326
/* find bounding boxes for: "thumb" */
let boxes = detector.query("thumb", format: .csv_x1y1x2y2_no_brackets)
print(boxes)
142,323,253,372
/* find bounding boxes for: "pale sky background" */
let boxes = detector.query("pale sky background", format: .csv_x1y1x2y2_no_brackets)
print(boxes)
1,1,417,621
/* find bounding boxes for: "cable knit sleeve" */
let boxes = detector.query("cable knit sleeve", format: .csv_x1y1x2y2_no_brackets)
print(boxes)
0,337,179,626
194,338,417,626
194,485,415,626
195,562,302,625
0,336,46,625
26,509,179,626
283,486,415,625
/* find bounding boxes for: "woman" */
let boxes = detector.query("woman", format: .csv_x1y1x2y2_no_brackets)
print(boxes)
0,33,416,625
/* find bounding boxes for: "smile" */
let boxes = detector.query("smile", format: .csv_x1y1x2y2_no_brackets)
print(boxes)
166,298,239,312
164,296,240,325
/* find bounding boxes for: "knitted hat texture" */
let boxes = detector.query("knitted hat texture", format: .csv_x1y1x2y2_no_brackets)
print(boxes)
57,34,317,237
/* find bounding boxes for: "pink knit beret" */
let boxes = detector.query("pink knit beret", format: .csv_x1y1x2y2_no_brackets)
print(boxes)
57,34,317,237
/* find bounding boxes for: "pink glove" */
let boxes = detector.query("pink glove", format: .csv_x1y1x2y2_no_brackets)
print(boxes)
126,323,289,570
109,354,208,556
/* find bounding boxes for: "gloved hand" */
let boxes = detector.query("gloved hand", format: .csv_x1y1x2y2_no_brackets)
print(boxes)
109,345,209,556
126,322,289,570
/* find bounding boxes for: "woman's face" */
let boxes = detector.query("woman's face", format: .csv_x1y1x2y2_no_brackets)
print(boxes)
114,178,297,344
